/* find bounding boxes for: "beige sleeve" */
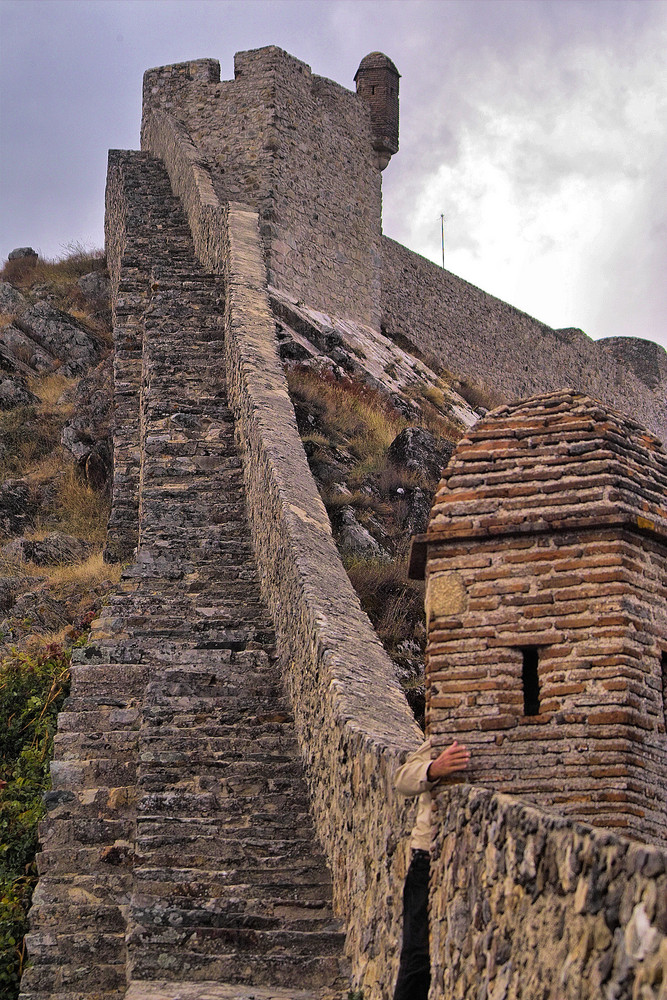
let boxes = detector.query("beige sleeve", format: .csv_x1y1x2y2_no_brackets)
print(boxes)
394,739,434,798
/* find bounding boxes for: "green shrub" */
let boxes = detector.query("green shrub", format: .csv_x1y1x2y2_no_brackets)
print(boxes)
0,641,72,997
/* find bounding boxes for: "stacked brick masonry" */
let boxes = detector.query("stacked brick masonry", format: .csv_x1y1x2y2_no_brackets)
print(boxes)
142,47,382,329
381,237,667,443
426,528,667,843
430,786,667,1000
423,392,667,845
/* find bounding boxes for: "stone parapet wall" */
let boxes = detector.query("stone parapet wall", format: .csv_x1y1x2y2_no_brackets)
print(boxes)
381,237,667,443
221,200,422,999
430,785,667,1000
144,107,423,996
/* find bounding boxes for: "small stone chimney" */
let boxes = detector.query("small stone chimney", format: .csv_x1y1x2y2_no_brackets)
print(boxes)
354,52,400,170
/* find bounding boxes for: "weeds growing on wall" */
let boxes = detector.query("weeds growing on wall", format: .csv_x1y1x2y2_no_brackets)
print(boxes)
0,637,78,997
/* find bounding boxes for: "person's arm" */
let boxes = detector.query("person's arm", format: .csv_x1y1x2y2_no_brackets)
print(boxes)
394,740,434,798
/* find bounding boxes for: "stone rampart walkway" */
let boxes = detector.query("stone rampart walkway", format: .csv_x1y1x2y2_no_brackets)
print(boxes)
20,154,348,1000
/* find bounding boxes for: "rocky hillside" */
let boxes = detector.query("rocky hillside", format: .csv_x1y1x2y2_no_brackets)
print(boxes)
0,248,121,657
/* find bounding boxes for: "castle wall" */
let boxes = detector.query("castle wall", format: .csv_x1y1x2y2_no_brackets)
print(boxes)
381,237,667,442
142,48,382,329
429,786,667,1000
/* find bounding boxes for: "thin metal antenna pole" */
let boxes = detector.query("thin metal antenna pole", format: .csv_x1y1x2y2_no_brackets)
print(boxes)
440,213,445,268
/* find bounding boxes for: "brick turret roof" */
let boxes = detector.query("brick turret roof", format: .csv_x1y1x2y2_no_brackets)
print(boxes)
409,389,667,577
354,52,400,80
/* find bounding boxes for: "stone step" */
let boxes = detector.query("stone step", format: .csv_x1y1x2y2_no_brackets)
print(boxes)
49,758,136,790
23,928,126,970
19,953,126,994
128,925,345,958
36,844,135,876
127,949,346,990
133,867,334,900
20,991,124,1000
28,900,125,934
68,662,148,692
54,730,140,760
124,979,345,1000
39,816,133,850
20,989,125,1000
129,900,338,933
30,871,133,905
56,708,141,732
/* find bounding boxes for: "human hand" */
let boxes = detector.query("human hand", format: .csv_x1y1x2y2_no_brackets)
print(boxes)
426,740,470,781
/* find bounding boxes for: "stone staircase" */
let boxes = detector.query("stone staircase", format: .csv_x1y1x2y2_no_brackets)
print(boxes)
20,154,349,1000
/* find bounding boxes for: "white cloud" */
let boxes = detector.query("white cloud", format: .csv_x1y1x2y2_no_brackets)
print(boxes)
386,15,667,346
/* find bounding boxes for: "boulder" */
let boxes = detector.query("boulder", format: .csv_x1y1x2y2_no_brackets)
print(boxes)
78,270,110,303
0,323,55,372
61,358,113,484
388,426,455,481
0,577,20,613
337,506,386,558
7,247,38,261
0,376,39,410
0,479,36,536
2,590,69,636
17,302,101,376
0,282,28,316
2,532,92,566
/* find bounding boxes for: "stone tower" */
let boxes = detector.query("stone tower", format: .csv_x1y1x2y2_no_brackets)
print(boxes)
354,52,400,170
410,390,667,846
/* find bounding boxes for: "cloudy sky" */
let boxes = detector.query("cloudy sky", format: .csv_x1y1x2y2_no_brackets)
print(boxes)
1,0,665,348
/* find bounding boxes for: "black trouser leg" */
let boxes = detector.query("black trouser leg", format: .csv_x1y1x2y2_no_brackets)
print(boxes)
393,852,430,1000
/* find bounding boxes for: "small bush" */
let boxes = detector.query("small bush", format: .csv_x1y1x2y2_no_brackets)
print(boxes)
0,640,74,996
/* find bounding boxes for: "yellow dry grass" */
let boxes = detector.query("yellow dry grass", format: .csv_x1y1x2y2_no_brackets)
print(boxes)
45,469,110,542
42,550,121,595
28,373,77,408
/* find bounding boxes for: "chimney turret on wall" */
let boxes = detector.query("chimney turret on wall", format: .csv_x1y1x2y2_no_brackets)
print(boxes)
354,52,400,170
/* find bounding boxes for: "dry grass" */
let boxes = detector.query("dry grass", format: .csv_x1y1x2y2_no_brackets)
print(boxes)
0,312,17,330
456,377,507,411
40,550,121,596
27,373,76,408
0,244,105,294
344,555,425,651
288,366,407,461
0,406,62,476
40,469,110,542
